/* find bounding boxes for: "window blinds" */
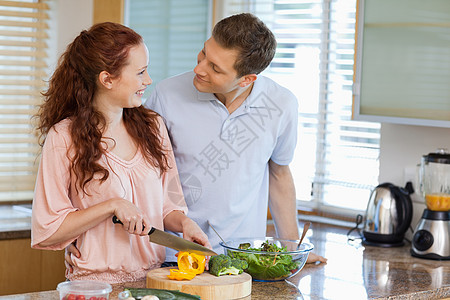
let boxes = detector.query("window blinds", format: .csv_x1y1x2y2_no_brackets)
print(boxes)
223,0,380,212
0,0,49,202
125,0,210,95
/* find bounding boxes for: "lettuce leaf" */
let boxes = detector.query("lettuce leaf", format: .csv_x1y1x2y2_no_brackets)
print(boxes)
232,242,300,280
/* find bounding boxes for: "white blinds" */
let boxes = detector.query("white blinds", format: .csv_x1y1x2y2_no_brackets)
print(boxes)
125,0,210,95
0,0,49,202
223,0,380,212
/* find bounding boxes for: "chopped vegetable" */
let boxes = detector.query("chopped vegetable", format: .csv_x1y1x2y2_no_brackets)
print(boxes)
177,252,206,275
167,268,197,281
208,254,248,276
232,240,301,281
166,251,206,281
238,243,251,249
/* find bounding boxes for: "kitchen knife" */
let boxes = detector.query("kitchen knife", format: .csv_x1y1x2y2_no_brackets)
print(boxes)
112,216,217,256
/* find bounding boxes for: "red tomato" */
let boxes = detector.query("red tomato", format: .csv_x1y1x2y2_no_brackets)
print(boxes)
76,295,86,300
88,297,97,300
98,297,107,300
65,294,76,300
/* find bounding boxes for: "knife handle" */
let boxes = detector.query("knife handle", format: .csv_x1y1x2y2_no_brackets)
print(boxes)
112,216,155,235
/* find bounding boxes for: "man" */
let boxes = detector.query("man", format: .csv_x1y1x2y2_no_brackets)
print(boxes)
145,13,326,264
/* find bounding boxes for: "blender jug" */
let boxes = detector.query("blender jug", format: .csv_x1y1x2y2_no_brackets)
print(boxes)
420,149,450,212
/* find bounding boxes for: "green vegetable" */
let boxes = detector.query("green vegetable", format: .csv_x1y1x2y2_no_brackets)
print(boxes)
230,258,248,271
124,288,200,300
232,240,302,281
238,242,251,249
208,254,247,276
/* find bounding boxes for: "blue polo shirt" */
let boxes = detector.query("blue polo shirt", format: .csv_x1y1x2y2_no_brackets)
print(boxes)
145,71,298,258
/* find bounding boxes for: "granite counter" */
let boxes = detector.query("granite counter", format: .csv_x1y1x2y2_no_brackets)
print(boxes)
0,223,448,299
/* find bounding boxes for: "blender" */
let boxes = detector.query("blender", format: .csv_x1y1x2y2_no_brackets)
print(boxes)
411,149,450,260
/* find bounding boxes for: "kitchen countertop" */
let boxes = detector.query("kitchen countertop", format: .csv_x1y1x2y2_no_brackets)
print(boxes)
0,204,32,240
1,211,449,299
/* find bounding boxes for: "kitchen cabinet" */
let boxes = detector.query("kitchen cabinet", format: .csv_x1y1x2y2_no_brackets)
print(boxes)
353,0,450,128
0,238,65,296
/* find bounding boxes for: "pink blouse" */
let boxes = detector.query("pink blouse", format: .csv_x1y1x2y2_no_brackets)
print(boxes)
31,118,187,283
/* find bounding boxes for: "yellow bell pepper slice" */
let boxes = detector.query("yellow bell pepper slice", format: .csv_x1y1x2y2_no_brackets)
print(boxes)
167,268,196,281
177,252,206,275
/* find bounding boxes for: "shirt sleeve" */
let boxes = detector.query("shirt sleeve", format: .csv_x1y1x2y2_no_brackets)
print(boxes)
31,125,79,250
270,90,299,166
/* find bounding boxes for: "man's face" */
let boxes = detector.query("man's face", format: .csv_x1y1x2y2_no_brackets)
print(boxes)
193,37,244,96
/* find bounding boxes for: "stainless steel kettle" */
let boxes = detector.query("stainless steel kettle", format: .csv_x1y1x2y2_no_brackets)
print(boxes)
362,182,414,247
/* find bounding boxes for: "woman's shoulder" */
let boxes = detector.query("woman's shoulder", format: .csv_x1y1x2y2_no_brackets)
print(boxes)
46,118,72,146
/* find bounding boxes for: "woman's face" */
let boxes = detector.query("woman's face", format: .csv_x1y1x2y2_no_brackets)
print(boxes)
110,43,152,109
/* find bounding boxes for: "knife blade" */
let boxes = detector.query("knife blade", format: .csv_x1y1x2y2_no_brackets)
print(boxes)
112,216,217,256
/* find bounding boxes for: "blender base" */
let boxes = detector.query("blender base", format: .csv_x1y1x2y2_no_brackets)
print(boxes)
362,239,405,248
411,209,450,260
411,249,450,260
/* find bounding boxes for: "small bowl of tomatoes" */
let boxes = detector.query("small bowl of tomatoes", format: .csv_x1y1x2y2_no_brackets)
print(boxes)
57,280,112,300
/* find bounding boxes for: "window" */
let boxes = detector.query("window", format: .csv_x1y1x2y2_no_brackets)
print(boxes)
0,0,50,202
125,0,210,96
221,0,380,214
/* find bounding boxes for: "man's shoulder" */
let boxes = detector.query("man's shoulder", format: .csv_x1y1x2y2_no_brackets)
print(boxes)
258,75,294,94
255,75,298,108
146,71,197,114
155,71,195,91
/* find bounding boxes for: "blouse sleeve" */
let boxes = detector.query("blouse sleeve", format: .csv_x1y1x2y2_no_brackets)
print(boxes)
31,124,79,250
158,117,188,218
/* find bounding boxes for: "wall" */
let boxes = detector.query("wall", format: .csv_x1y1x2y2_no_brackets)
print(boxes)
379,123,450,236
51,0,123,66
50,0,93,68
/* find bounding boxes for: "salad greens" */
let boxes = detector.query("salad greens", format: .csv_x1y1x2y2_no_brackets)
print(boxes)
230,240,301,281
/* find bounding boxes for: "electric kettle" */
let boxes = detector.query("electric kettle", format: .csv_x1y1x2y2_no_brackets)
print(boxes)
362,182,414,247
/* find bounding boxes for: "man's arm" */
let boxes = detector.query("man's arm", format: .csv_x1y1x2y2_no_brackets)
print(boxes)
268,160,327,264
268,160,299,240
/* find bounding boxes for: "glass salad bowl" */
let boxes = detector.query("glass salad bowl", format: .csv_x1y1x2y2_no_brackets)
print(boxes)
220,237,314,282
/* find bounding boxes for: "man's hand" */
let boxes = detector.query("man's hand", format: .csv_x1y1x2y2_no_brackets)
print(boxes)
307,252,327,264
181,217,212,250
65,242,80,273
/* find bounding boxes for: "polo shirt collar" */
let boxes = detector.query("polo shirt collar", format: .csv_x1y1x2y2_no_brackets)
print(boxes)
195,76,267,108
243,77,267,108
197,91,216,101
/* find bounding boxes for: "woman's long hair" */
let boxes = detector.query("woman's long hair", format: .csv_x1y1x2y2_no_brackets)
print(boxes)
36,22,169,194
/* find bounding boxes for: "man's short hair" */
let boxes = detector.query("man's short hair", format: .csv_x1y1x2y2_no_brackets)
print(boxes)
212,13,276,77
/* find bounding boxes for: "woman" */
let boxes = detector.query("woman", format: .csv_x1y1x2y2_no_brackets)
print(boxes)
31,22,210,283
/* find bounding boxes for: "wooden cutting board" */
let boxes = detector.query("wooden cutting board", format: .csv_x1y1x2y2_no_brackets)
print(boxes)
146,267,252,300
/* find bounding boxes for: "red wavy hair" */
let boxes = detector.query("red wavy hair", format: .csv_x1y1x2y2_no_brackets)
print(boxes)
36,22,169,194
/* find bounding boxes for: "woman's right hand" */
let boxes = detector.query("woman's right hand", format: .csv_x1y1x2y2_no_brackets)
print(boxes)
65,242,80,273
110,198,151,236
